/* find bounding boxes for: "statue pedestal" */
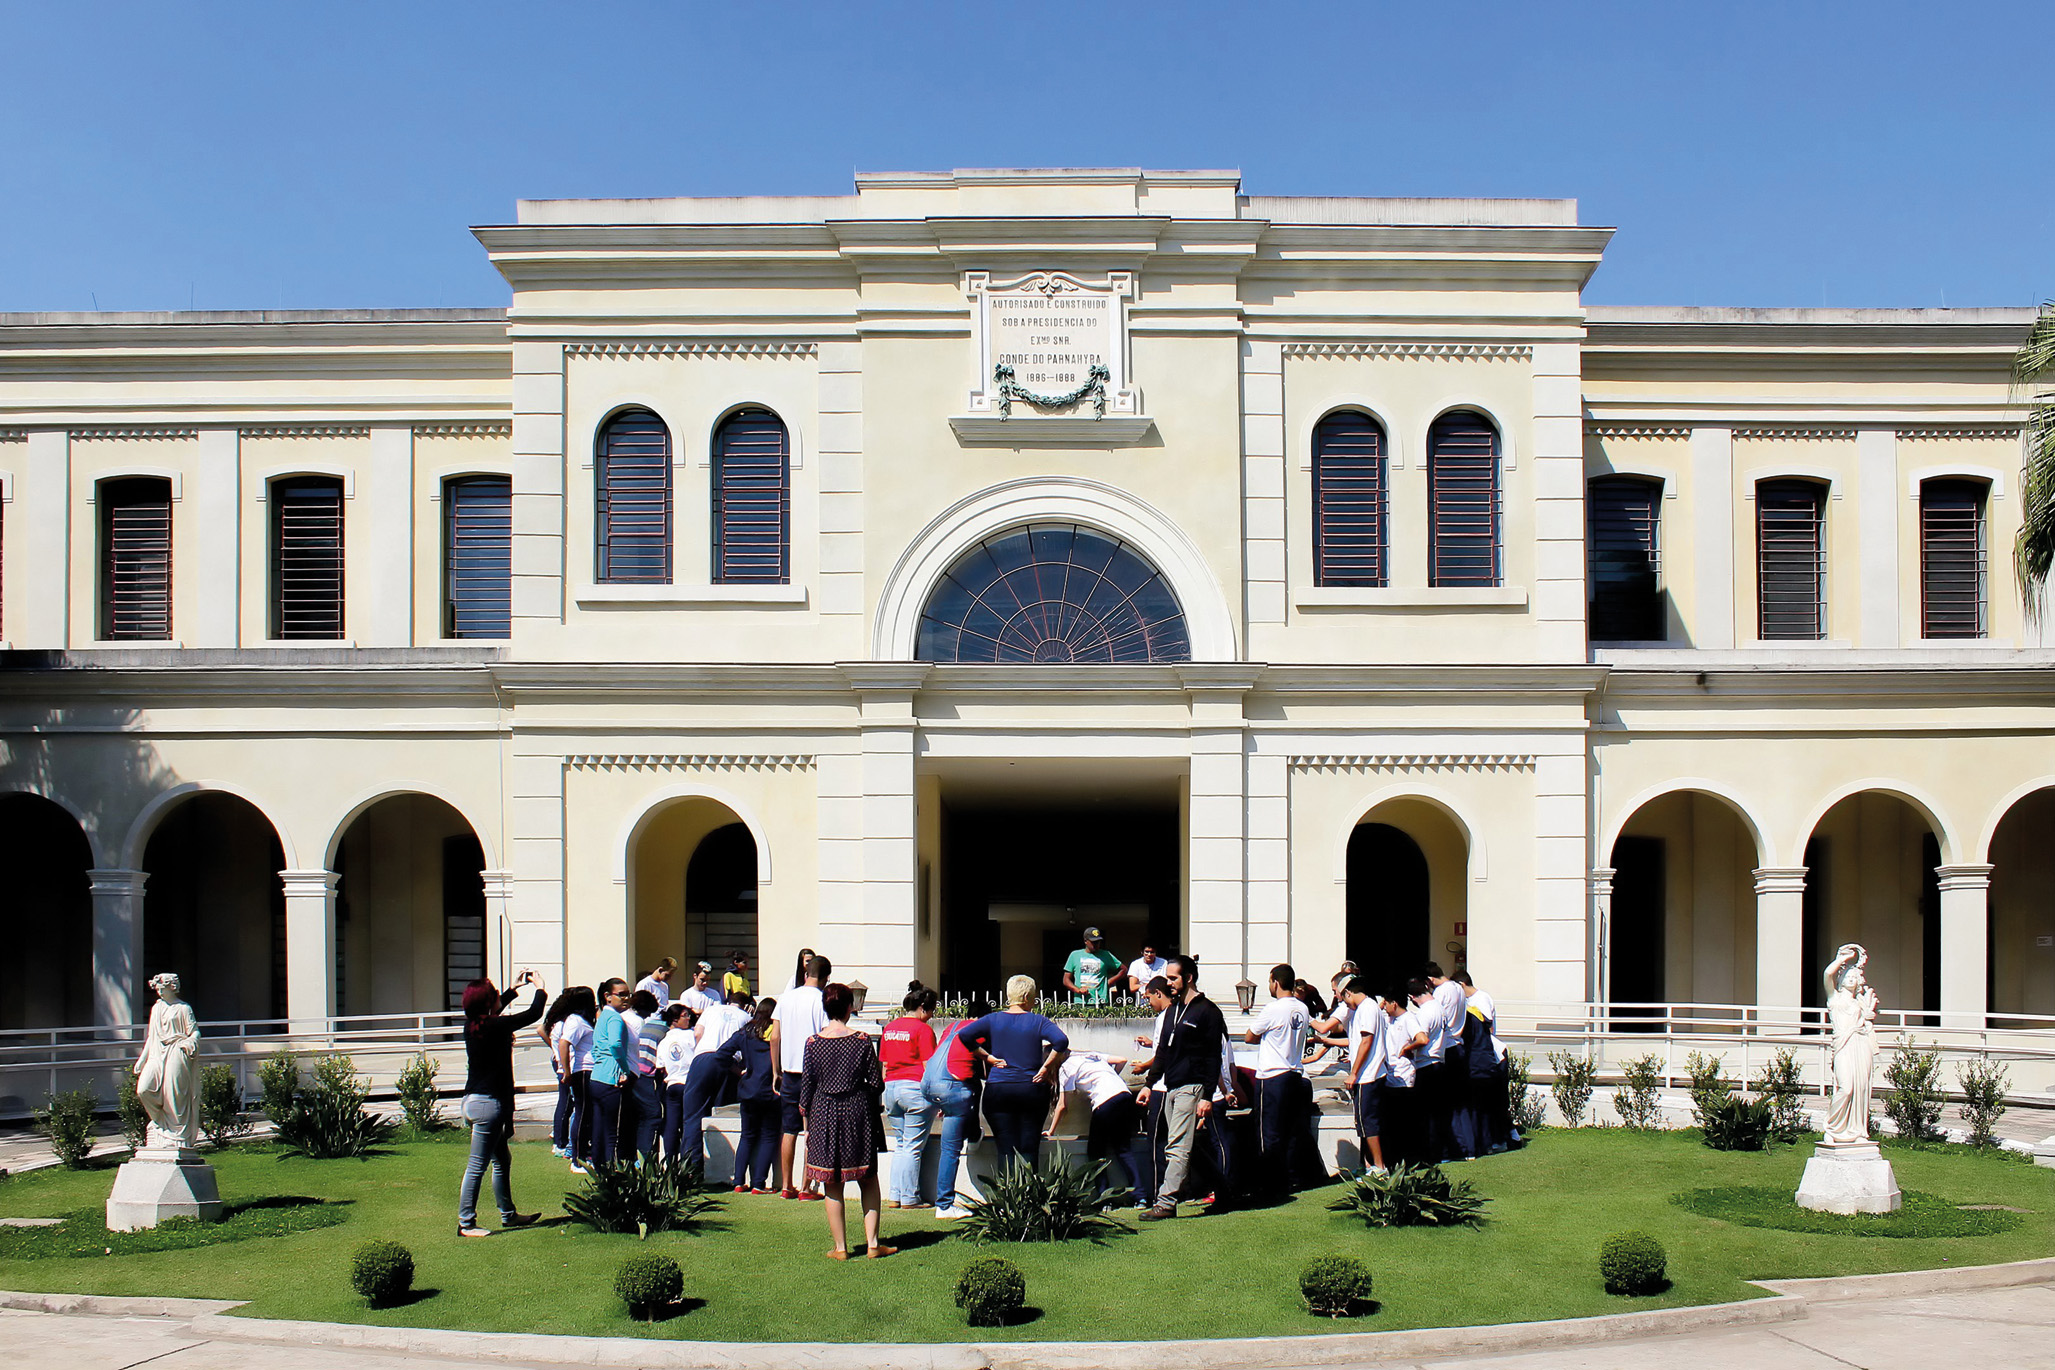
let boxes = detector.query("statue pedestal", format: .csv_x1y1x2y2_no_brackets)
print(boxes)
1794,1138,1901,1215
106,1147,222,1232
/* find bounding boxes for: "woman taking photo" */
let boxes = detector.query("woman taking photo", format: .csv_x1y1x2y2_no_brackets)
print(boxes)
798,982,894,1259
962,976,1070,1171
879,983,938,1209
457,970,549,1237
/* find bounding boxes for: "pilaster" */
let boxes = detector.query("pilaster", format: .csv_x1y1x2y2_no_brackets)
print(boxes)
1241,340,1286,626
1180,665,1259,989
1532,751,1589,1000
359,424,415,645
280,869,340,1025
88,868,149,1026
829,663,927,987
1753,866,1808,1015
817,342,866,618
14,430,69,647
1588,866,1616,1010
1856,428,1900,647
1530,342,1587,658
1935,863,1993,1028
510,342,566,634
1690,426,1735,648
186,429,240,646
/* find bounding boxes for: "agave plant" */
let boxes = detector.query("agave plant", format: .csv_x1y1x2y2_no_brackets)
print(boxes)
564,1156,718,1238
1329,1161,1487,1228
953,1156,1131,1243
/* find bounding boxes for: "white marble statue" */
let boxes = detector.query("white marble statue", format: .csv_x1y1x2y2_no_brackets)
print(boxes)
1821,944,1879,1144
134,972,199,1151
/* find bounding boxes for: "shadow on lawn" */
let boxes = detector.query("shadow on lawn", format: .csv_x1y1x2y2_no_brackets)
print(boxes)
642,1296,707,1323
375,1288,441,1309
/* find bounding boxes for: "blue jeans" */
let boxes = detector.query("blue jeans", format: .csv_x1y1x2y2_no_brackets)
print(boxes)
551,1071,574,1150
884,1079,936,1207
922,1076,977,1209
457,1094,515,1228
629,1074,662,1161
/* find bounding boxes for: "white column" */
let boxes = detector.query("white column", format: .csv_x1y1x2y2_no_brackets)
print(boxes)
1856,428,1900,648
1530,342,1588,659
358,424,415,645
1181,666,1257,996
280,870,339,1025
1691,426,1735,648
1588,866,1616,1013
480,868,515,988
510,342,566,636
88,869,149,1026
1241,340,1286,627
186,429,241,646
816,342,866,619
835,664,925,990
1753,866,1808,1020
1935,863,1993,1029
13,430,70,647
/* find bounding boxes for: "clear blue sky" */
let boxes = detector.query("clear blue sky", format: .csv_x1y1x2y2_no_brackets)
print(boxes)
4,0,2049,313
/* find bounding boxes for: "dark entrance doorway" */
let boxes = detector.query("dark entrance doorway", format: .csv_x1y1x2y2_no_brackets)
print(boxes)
1345,823,1429,992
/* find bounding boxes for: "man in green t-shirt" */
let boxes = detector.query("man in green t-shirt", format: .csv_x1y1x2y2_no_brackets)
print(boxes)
1062,927,1124,1004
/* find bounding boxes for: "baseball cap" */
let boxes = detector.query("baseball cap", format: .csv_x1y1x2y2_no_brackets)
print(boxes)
1083,926,1102,940
695,960,713,973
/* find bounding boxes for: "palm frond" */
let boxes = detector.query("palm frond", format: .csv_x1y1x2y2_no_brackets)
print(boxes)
2011,304,2055,612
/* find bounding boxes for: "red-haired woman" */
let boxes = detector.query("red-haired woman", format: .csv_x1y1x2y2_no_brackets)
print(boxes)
798,982,894,1259
457,970,549,1237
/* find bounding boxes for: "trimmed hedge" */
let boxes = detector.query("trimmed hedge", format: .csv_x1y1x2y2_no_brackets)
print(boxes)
350,1239,415,1307
1598,1231,1666,1295
1299,1254,1374,1317
954,1255,1026,1328
615,1253,683,1322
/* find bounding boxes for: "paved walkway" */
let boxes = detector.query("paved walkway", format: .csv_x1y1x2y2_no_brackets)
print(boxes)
1,1281,2050,1370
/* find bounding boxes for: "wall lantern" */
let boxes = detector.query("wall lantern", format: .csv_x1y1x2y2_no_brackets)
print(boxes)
849,980,869,1017
1234,977,1258,1015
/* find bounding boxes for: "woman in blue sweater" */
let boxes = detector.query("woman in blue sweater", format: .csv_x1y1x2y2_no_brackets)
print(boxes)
711,997,782,1191
962,976,1069,1171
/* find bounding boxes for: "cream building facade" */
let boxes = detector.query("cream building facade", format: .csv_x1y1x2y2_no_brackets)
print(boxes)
1,169,2049,1037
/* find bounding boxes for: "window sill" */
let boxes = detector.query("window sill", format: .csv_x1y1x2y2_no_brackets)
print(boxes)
83,639,184,649
1294,586,1528,610
257,639,355,648
575,584,807,607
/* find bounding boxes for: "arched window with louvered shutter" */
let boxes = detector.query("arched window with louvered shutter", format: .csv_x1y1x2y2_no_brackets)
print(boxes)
1756,478,1827,641
595,409,672,583
1919,477,1987,639
1312,410,1388,587
1427,410,1501,587
711,408,790,584
100,476,174,641
1588,475,1664,641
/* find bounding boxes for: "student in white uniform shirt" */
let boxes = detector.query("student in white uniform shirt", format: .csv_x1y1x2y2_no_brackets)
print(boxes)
692,989,750,1108
1379,987,1431,1167
1124,945,1169,996
653,1003,697,1160
1340,976,1388,1171
1046,1051,1140,1195
1407,975,1456,1163
1425,962,1472,1160
678,961,722,1016
634,958,677,1013
1241,962,1315,1198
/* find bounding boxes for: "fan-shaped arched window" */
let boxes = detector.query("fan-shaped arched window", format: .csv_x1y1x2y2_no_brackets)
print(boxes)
711,408,789,584
1313,409,1388,587
1427,410,1501,587
915,524,1191,664
595,409,671,583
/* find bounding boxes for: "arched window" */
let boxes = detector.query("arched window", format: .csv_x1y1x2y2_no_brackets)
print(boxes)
443,475,511,639
915,524,1191,664
1588,475,1664,641
100,476,174,640
711,408,789,584
1312,410,1388,587
1756,478,1827,640
1919,477,1986,639
595,409,671,583
1427,411,1500,587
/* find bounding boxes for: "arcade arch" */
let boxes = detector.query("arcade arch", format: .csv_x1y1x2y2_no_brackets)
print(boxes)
1986,786,2055,1018
1605,789,1762,1009
330,794,492,1016
0,793,94,1029
626,797,762,984
1344,797,1469,991
1800,790,1942,1019
141,792,287,1024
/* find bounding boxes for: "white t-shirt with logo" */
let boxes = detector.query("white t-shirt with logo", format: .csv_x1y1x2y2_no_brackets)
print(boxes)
772,984,826,1073
1250,994,1311,1079
655,1026,695,1080
1384,1008,1424,1087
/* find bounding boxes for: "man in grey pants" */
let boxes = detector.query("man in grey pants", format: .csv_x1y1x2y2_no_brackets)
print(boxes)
1136,955,1230,1220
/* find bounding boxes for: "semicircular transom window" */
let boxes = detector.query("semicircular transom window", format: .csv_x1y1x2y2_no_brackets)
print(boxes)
916,524,1192,664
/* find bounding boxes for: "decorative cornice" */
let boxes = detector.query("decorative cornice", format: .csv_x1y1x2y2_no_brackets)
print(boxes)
565,753,816,772
70,426,197,441
1282,342,1531,361
239,424,371,439
565,341,818,359
0,429,24,442
413,421,513,437
1289,753,1537,773
1733,425,1856,440
1588,423,1690,439
1895,426,2021,441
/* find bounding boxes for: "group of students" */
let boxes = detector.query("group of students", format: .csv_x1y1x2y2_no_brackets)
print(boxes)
448,942,1516,1245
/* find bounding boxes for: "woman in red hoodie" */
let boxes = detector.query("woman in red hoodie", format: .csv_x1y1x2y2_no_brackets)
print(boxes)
878,984,938,1209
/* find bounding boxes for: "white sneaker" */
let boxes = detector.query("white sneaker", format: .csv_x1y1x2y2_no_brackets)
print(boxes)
934,1206,971,1221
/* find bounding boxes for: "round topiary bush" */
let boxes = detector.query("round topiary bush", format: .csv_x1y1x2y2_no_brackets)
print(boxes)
1299,1254,1374,1318
349,1239,414,1307
614,1252,683,1322
1598,1230,1667,1295
954,1254,1026,1328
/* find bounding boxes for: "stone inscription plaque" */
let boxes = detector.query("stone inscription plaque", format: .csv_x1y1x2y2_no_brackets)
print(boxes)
963,270,1138,418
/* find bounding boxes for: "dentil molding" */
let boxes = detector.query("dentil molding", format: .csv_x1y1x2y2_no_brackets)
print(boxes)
565,342,818,359
565,753,816,772
1290,753,1537,773
1282,342,1531,361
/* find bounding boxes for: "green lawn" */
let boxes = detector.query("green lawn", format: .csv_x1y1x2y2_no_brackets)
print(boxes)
0,1129,2046,1342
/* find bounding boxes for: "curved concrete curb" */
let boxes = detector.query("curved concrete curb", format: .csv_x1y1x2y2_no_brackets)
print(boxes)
1,1255,2049,1370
